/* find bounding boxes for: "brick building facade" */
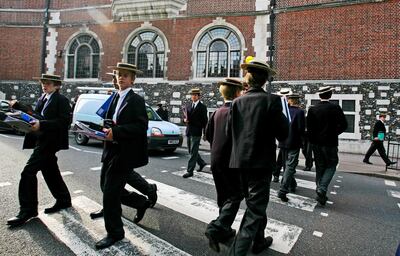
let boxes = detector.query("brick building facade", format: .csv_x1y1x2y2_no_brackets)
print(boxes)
0,0,399,153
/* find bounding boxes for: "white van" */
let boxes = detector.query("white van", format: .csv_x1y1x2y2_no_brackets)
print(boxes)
72,90,183,153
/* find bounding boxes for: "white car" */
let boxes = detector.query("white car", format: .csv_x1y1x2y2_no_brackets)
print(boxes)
72,92,182,152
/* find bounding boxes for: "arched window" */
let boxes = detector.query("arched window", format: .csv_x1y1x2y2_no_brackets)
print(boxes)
127,31,165,78
196,27,241,78
66,34,100,79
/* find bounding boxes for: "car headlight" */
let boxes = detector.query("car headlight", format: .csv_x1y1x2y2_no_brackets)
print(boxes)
151,127,163,137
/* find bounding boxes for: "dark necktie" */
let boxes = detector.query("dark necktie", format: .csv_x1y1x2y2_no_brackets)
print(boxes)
37,97,48,113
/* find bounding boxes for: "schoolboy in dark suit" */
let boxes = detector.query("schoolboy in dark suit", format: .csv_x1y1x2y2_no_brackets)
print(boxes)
204,78,243,253
306,86,347,205
363,113,396,166
182,88,208,178
7,74,72,227
228,60,289,255
95,63,149,249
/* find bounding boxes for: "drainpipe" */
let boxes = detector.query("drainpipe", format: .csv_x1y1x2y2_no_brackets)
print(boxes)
267,0,276,93
40,0,51,74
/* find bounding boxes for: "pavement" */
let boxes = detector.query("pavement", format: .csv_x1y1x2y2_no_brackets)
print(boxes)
180,136,400,181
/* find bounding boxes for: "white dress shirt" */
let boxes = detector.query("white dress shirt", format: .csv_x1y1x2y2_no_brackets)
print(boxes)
113,88,131,122
41,92,55,116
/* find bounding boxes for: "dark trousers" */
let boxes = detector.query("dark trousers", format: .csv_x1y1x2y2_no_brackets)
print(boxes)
364,140,390,164
19,146,71,213
187,136,206,173
100,158,130,239
273,148,284,177
228,170,271,256
312,145,338,194
302,139,313,169
206,168,242,237
279,149,300,195
100,164,148,212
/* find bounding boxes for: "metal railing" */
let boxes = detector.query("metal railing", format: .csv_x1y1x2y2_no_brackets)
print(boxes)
386,140,400,171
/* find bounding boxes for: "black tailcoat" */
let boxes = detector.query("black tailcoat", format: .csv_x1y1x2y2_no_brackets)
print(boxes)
306,101,347,147
185,101,208,137
22,92,71,151
229,88,289,170
102,90,148,169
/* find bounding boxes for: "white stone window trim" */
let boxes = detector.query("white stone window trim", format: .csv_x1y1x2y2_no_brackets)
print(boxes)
122,22,170,79
190,18,247,80
63,28,103,81
305,94,363,140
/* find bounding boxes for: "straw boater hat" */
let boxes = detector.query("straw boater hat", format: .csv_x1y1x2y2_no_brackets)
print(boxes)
317,86,334,94
240,59,277,76
217,78,244,90
276,88,291,96
33,74,63,83
189,88,201,95
108,62,143,75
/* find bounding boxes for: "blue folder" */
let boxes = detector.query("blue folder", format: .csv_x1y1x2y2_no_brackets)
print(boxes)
96,92,116,118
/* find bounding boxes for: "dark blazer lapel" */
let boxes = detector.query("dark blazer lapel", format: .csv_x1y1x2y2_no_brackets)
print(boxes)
105,92,119,119
117,89,133,120
42,92,58,116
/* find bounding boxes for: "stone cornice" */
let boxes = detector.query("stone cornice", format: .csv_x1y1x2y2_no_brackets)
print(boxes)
275,0,386,13
112,0,187,21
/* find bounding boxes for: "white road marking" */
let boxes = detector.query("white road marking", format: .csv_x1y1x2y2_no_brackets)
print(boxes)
0,134,23,140
172,170,317,212
327,201,334,205
147,179,302,254
73,190,84,194
39,196,190,256
295,169,316,177
387,190,400,199
284,176,316,190
338,176,343,179
161,170,169,173
82,150,101,155
384,180,396,187
320,212,329,217
180,166,186,169
330,191,337,195
313,231,323,237
90,166,101,171
334,185,340,188
200,152,211,156
0,182,12,187
336,180,342,183
69,146,82,151
141,175,146,178
162,156,179,160
61,171,74,176
397,203,400,209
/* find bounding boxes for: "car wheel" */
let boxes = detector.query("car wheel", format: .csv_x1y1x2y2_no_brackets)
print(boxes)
75,133,89,145
165,148,177,153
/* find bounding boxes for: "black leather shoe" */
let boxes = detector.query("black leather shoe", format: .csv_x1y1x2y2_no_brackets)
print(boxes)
148,184,157,208
386,161,397,166
44,201,72,214
182,172,193,178
278,193,289,202
272,176,279,183
133,200,151,224
252,236,273,254
219,228,236,242
363,159,373,165
205,232,220,253
196,163,207,172
7,211,38,227
90,209,104,219
303,167,311,172
95,236,123,249
316,191,327,206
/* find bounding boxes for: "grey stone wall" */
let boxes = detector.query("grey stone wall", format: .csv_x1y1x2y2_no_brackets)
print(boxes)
1,80,399,149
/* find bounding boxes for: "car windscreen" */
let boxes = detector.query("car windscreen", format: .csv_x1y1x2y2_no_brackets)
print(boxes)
146,106,163,121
